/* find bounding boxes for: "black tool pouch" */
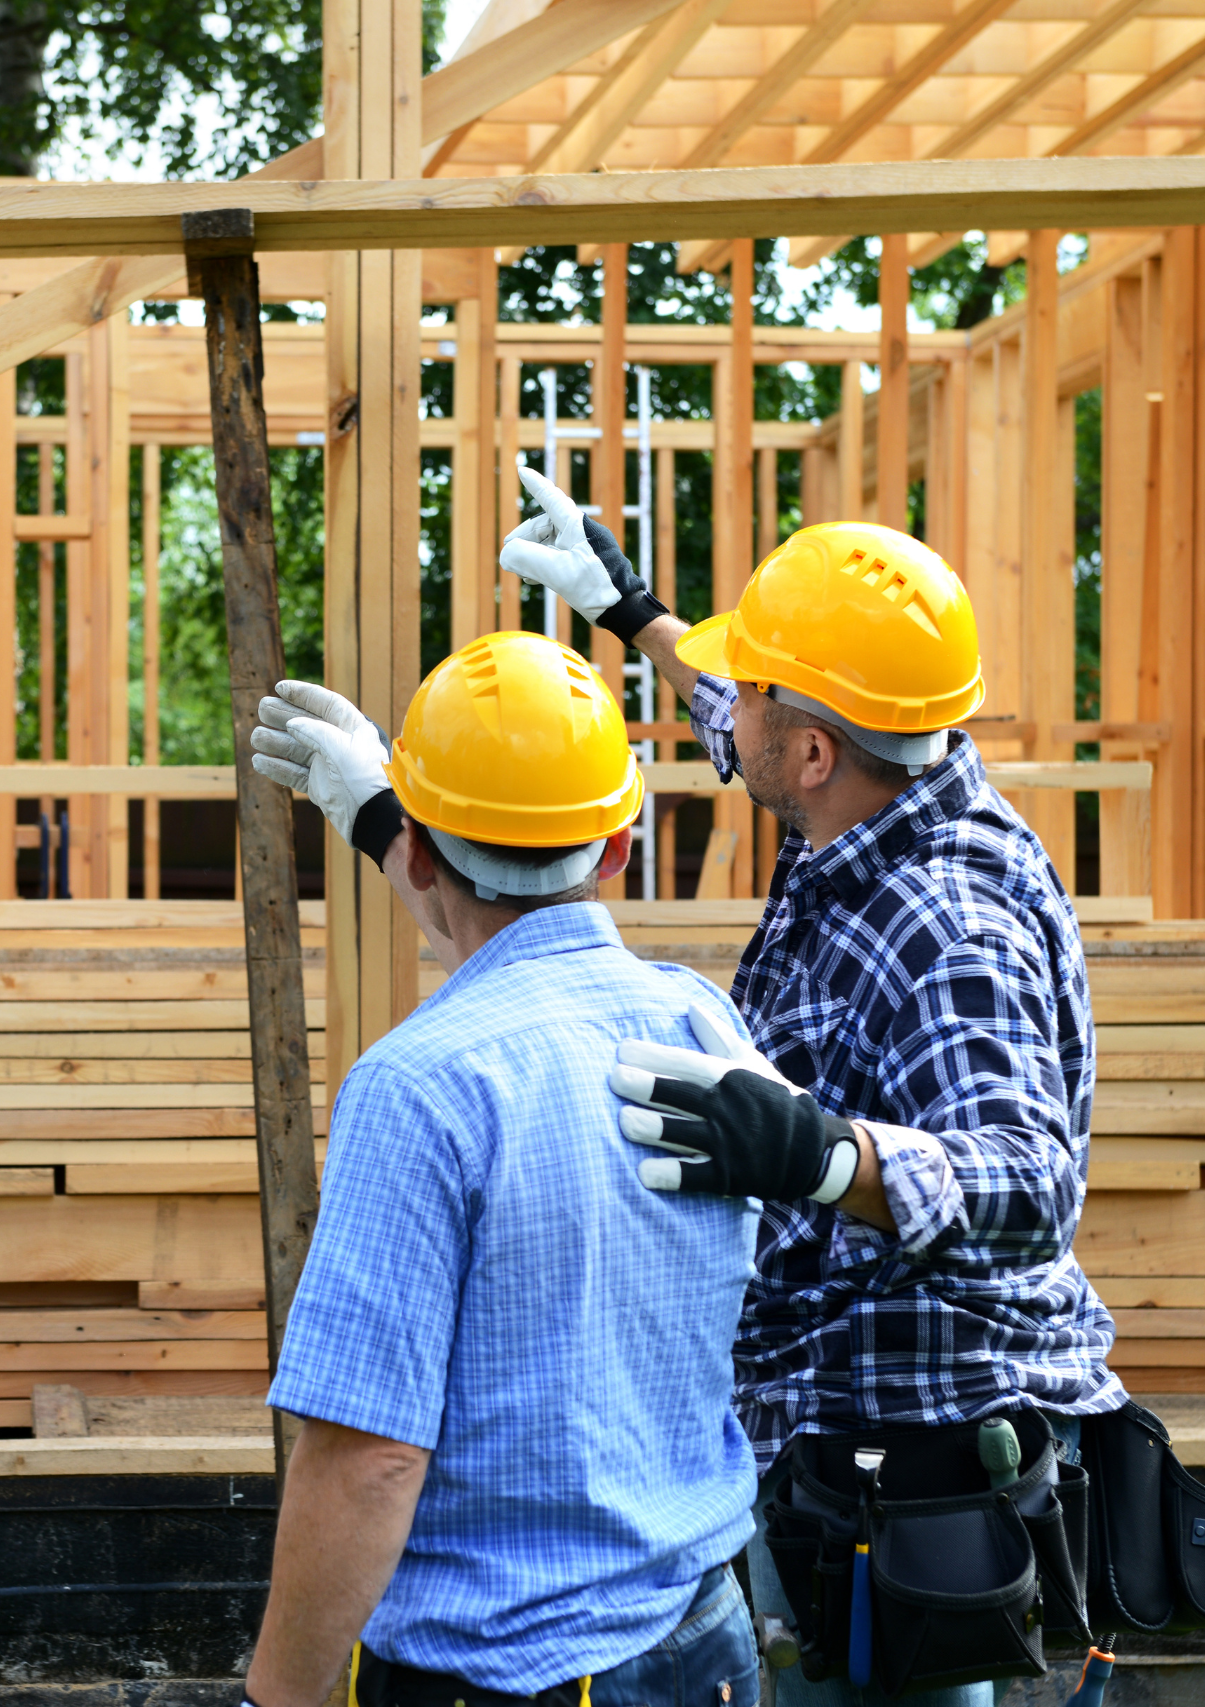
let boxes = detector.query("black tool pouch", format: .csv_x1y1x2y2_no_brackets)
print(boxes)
1082,1398,1205,1634
763,1411,1091,1699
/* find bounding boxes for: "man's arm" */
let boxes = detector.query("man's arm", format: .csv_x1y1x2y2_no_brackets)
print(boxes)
246,1419,430,1707
631,612,697,707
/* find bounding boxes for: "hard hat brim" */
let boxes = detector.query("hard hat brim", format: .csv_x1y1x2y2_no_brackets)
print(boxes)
675,611,736,678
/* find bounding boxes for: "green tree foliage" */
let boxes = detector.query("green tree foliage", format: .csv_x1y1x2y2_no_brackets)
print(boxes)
0,0,447,177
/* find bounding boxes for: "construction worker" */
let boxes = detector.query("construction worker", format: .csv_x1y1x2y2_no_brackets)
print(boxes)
243,632,763,1707
497,471,1124,1707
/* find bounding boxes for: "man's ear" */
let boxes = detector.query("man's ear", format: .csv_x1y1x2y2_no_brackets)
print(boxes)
794,725,840,792
404,821,440,893
598,827,632,882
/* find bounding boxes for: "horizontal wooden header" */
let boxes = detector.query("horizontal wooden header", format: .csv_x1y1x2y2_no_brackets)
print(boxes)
2,158,1203,259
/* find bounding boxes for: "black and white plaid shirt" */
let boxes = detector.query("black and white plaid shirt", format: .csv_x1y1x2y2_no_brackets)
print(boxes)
690,678,1125,1469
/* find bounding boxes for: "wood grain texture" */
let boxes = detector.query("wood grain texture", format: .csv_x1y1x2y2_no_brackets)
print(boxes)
195,245,317,1479
4,160,1205,259
0,1435,275,1475
0,1193,264,1282
0,1308,265,1341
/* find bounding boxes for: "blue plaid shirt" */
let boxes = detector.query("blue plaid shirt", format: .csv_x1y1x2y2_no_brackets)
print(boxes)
691,678,1125,1470
269,903,759,1693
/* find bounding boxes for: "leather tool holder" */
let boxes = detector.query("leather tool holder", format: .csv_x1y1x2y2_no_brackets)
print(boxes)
763,1410,1091,1699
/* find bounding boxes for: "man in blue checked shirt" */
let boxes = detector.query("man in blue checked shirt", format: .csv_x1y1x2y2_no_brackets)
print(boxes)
499,476,1125,1707
245,632,763,1707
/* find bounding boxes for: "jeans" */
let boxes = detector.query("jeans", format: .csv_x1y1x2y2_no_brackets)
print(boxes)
589,1563,761,1707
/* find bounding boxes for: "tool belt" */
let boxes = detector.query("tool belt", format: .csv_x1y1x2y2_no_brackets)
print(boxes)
762,1410,1091,1699
352,1642,585,1707
1082,1397,1205,1635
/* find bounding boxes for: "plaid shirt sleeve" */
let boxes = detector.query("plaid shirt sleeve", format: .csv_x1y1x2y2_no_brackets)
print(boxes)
834,934,1088,1271
689,675,741,783
268,1059,471,1446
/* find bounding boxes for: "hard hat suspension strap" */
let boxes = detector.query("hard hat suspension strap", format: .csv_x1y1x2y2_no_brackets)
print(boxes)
765,685,948,777
427,825,608,903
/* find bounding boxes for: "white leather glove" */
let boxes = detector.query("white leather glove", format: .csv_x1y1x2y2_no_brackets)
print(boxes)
250,681,398,856
500,467,621,625
609,1003,861,1203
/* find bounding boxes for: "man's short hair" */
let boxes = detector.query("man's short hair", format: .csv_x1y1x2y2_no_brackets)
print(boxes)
412,821,605,915
763,696,947,789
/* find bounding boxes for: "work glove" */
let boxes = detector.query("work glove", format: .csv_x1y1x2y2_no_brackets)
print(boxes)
609,1002,862,1202
249,681,404,869
500,466,668,644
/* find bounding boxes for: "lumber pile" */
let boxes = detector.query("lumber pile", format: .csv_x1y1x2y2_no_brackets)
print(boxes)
0,899,325,1431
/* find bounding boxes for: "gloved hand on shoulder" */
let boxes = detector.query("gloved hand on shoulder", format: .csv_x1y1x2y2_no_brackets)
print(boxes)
500,466,668,643
609,1002,862,1203
250,681,403,869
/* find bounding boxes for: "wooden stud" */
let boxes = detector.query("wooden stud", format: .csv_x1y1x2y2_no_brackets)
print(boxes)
595,244,628,901
756,446,777,565
877,233,909,532
142,444,160,901
107,312,131,899
1099,273,1151,898
86,323,111,899
38,446,55,769
839,361,863,520
321,0,361,1105
726,239,755,899
655,445,676,899
498,354,521,630
191,225,317,1491
802,441,826,527
0,344,13,899
64,351,87,899
1154,228,1196,919
1021,231,1075,885
451,292,481,651
477,248,498,639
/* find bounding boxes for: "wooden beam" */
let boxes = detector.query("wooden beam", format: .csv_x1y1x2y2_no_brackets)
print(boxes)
477,249,498,638
451,293,482,650
877,234,909,532
727,239,754,900
805,0,1016,166
4,160,1205,259
0,140,326,377
679,0,878,171
190,219,317,1488
419,0,691,152
532,0,729,177
142,444,161,901
924,0,1154,163
839,361,863,520
1052,33,1205,159
498,354,522,630
0,345,13,899
594,243,628,714
107,313,130,899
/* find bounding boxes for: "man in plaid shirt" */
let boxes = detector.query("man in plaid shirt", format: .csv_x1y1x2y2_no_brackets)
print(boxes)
501,474,1124,1707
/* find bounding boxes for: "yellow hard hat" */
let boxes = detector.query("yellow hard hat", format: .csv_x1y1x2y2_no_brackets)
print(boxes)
676,521,985,734
384,631,644,847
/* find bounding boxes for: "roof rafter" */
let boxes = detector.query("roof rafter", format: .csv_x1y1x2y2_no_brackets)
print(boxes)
1050,29,1205,156
922,0,1156,161
677,0,881,172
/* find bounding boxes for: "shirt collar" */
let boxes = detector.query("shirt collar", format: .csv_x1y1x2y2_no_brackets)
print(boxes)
418,901,625,1015
782,730,987,910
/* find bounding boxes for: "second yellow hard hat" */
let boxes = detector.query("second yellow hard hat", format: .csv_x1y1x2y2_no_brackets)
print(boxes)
384,631,644,847
676,521,985,733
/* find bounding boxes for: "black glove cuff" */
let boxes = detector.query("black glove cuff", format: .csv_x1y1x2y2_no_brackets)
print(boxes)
596,587,670,646
821,1114,859,1149
352,789,405,870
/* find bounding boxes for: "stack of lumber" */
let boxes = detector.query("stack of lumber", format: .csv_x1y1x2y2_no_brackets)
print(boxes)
0,900,325,1432
3,899,1205,1449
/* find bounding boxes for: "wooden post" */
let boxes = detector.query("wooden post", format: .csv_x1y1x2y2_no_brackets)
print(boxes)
478,248,499,639
723,240,755,899
839,361,863,519
65,351,87,899
1022,231,1074,887
38,444,56,868
1100,273,1150,898
451,291,481,650
0,354,14,899
86,323,111,898
596,243,628,901
1155,227,1196,918
142,444,161,900
498,355,522,629
877,233,909,532
802,442,826,526
187,213,317,1491
757,446,777,563
655,444,676,899
107,313,131,898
